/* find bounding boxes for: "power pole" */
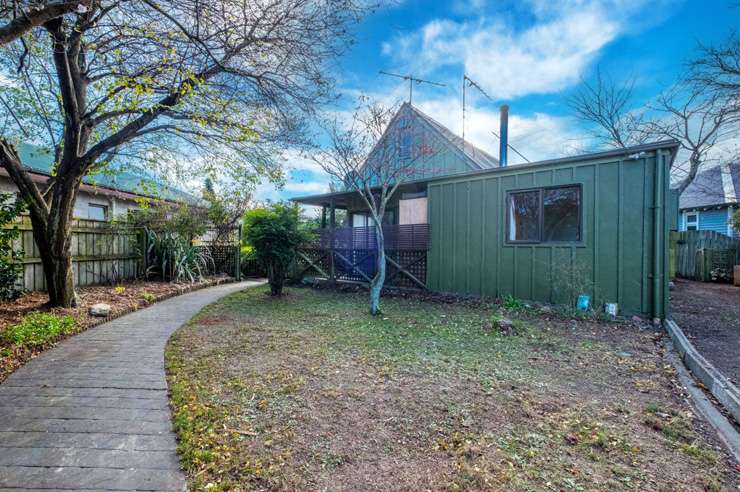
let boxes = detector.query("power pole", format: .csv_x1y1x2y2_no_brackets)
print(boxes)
379,71,446,104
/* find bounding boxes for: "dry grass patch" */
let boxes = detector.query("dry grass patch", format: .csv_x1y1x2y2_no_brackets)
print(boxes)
166,286,735,491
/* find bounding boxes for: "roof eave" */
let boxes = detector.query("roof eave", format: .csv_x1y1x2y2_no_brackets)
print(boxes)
0,167,191,205
292,140,681,205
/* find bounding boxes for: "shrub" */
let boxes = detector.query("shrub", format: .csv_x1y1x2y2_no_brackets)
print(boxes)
142,291,156,303
0,193,26,300
1,312,76,347
145,230,214,283
243,203,308,296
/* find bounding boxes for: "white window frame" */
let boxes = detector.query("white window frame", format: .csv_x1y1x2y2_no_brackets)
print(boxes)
685,211,698,231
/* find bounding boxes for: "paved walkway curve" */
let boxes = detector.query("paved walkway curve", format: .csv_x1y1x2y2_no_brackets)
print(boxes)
0,280,263,491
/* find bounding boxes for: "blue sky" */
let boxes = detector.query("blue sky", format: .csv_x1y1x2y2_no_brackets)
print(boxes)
257,0,739,203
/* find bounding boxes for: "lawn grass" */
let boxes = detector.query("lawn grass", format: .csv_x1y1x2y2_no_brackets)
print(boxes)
165,286,734,491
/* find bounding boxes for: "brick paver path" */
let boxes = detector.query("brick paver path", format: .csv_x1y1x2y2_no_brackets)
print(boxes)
0,280,263,491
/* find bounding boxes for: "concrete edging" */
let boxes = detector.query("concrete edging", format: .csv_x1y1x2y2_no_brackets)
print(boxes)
664,318,740,423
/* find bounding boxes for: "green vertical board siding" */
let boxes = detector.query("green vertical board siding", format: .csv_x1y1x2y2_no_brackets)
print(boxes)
427,150,672,317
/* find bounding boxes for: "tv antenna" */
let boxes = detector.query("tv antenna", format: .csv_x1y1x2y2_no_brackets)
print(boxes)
462,75,530,163
462,74,495,145
379,71,446,104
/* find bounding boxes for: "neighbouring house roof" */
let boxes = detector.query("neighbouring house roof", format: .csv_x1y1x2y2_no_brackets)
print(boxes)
14,144,197,204
679,162,739,210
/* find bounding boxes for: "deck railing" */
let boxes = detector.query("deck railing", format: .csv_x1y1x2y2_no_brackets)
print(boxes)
306,223,429,251
296,223,429,289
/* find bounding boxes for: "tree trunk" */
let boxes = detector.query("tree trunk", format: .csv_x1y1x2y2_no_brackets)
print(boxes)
32,178,79,307
369,224,385,316
26,210,76,307
267,262,285,296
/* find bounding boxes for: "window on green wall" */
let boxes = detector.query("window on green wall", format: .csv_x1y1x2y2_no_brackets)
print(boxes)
507,185,581,243
507,190,539,241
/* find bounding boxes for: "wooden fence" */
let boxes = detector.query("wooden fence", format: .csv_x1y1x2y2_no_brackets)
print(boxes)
671,230,740,281
11,216,143,291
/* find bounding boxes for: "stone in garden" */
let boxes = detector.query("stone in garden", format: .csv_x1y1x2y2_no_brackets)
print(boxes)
89,303,112,317
668,281,676,291
496,318,514,335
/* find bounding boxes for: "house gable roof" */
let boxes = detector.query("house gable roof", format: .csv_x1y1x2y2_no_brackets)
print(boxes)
354,102,498,185
16,144,198,204
405,103,499,170
679,162,739,210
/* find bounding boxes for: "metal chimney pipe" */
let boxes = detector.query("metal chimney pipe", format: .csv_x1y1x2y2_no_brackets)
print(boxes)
499,104,509,167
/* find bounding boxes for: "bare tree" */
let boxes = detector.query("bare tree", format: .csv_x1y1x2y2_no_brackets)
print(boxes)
313,99,424,315
690,31,739,110
567,67,646,149
0,0,369,306
569,67,739,197
643,84,739,195
0,1,90,46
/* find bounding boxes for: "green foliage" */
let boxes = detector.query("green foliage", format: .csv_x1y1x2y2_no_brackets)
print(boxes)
202,177,250,245
501,294,526,311
733,208,740,234
1,312,76,347
142,291,156,303
0,193,27,300
125,204,208,239
243,203,308,296
145,230,213,283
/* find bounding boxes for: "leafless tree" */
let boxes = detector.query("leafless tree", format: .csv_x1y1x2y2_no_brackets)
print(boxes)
569,66,739,197
0,1,90,46
0,0,370,306
690,31,739,111
568,67,646,149
312,99,427,315
643,83,739,195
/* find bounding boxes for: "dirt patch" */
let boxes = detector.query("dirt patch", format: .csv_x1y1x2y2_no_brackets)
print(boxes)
166,287,736,491
0,275,232,383
670,278,740,386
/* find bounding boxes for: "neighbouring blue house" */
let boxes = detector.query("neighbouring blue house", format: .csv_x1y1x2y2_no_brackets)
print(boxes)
678,162,738,237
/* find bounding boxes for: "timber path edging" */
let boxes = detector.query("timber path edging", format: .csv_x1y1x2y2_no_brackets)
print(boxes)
0,280,264,491
664,318,740,424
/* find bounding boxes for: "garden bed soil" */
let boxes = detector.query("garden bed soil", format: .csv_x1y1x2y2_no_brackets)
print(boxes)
670,278,740,386
0,275,233,383
166,286,737,491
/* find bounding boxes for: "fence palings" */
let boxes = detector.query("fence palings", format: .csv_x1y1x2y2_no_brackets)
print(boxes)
671,230,740,281
8,216,143,291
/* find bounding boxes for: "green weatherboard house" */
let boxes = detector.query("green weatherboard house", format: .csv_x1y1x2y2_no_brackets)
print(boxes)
293,103,679,320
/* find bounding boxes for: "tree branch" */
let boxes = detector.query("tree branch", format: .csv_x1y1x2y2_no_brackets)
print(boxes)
0,1,88,46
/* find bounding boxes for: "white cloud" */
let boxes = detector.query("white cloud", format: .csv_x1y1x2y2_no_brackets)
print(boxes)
383,0,655,100
282,148,329,176
416,98,591,164
283,181,329,194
